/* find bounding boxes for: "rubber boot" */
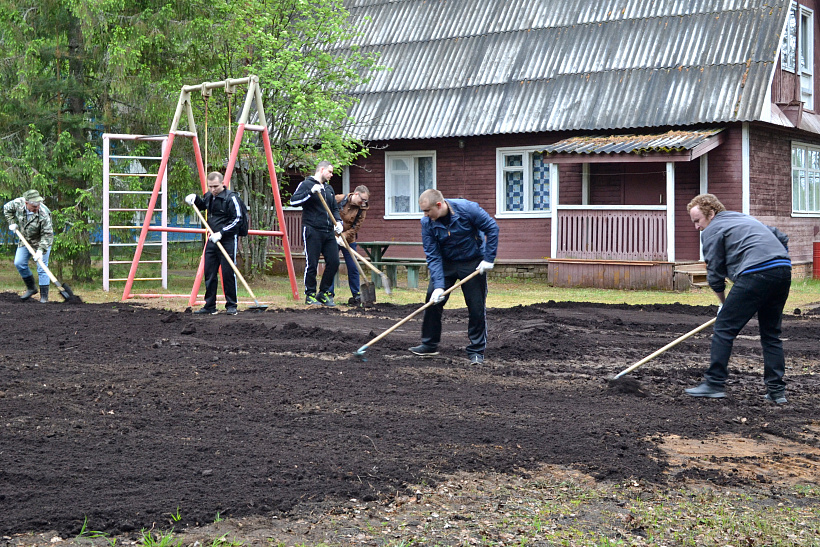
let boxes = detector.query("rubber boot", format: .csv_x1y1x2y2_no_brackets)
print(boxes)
20,275,38,300
39,285,49,303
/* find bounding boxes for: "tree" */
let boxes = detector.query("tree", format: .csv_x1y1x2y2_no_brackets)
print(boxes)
0,0,377,279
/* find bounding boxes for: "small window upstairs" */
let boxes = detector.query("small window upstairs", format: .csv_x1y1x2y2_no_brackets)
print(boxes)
782,2,814,110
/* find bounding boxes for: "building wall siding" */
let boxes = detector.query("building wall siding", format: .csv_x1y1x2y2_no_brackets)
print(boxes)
674,160,702,261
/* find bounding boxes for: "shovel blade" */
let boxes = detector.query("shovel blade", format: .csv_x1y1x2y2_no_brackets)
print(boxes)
360,281,377,306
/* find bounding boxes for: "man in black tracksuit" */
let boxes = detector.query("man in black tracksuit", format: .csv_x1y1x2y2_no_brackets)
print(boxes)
290,161,344,306
685,193,792,404
185,172,245,315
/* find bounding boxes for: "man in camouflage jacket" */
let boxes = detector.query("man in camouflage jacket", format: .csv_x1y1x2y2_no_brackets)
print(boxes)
4,189,54,302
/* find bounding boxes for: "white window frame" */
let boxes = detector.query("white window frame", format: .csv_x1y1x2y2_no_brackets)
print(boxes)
384,151,436,219
495,146,553,218
791,141,820,216
782,2,798,73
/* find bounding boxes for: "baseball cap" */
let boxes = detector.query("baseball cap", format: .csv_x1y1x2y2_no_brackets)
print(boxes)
23,190,44,204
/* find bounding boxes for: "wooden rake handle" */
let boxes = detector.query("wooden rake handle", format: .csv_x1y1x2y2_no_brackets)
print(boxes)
13,228,62,288
612,317,717,379
361,269,481,350
190,204,259,302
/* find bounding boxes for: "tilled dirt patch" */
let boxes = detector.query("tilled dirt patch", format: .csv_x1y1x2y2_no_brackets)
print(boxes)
1,293,818,540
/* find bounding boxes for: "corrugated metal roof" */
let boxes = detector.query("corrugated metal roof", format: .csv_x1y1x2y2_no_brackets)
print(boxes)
339,0,789,140
541,128,724,155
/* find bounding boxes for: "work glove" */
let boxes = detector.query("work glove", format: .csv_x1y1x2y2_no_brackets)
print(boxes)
184,194,197,206
429,288,445,304
334,221,344,235
311,183,324,194
8,223,17,233
33,250,43,262
476,260,494,274
335,235,345,247
209,231,223,243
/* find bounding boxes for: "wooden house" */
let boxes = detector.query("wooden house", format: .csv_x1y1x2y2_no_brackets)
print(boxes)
287,0,820,290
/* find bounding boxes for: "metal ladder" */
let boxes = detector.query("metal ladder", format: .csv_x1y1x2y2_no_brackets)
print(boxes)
102,134,169,291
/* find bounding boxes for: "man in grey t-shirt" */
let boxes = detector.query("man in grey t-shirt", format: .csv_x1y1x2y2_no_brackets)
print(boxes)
685,194,791,404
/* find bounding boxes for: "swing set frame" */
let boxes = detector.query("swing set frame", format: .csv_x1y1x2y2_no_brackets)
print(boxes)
121,75,300,304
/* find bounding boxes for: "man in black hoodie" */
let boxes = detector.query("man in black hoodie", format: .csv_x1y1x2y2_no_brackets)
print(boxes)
290,161,343,306
185,172,245,315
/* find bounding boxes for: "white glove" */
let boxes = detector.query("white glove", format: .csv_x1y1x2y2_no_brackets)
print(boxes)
209,231,223,243
429,288,445,304
33,250,43,262
476,260,494,274
311,183,323,194
334,221,344,235
8,223,17,233
184,194,197,206
335,235,345,246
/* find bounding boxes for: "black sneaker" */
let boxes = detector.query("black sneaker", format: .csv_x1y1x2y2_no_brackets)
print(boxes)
305,294,322,306
194,307,218,315
409,344,439,356
226,307,238,316
764,392,788,405
317,292,335,307
469,354,484,364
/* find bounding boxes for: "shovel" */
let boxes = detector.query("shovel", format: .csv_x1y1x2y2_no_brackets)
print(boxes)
314,192,383,301
190,205,268,312
611,317,717,380
13,228,77,301
354,269,481,360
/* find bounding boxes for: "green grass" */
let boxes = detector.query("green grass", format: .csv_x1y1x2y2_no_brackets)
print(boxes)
2,255,819,312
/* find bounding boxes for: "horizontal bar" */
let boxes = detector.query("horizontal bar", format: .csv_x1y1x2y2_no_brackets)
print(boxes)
109,191,161,195
244,124,266,132
103,134,167,141
110,156,163,160
109,260,162,264
182,77,252,93
109,277,163,281
108,242,163,247
109,173,161,177
172,130,196,138
108,208,153,212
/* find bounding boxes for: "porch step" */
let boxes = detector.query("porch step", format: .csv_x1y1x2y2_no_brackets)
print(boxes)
674,262,708,289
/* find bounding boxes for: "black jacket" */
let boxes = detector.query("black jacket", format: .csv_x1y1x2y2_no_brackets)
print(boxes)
193,189,244,236
290,176,341,231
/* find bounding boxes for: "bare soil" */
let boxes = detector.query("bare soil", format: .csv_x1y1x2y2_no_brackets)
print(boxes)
1,293,819,542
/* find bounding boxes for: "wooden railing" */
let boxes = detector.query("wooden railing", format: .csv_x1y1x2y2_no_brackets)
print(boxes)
557,208,667,261
270,210,304,254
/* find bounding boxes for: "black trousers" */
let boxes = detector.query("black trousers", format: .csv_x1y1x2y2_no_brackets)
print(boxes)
203,234,238,310
705,266,791,392
421,258,488,356
303,225,340,296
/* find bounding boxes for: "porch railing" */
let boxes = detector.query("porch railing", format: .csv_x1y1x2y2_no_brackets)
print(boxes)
270,209,304,254
556,207,667,261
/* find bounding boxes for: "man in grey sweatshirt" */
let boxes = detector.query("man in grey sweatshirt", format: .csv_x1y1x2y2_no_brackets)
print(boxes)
685,194,792,404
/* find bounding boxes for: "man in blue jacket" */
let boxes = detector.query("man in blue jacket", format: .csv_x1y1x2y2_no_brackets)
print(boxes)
409,189,499,364
685,194,792,404
290,161,344,306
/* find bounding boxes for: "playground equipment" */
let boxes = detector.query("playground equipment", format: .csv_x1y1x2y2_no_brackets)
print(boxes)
114,75,299,304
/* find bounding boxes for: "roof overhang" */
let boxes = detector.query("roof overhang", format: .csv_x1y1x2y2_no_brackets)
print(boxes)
541,129,725,164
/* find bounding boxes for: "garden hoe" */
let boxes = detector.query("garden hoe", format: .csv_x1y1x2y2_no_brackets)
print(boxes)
609,316,717,387
13,228,78,302
354,269,481,361
190,206,268,312
314,192,380,303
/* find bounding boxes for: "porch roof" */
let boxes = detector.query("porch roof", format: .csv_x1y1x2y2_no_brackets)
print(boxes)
541,128,725,163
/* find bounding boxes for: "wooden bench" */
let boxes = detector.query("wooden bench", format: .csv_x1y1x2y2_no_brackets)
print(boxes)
372,258,427,289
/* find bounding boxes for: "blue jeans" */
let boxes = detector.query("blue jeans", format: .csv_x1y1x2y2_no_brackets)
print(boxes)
705,266,791,393
330,241,361,297
14,246,52,286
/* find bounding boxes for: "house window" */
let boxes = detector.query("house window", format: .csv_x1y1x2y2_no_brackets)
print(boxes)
781,2,814,109
792,143,820,215
496,147,551,217
385,151,435,217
